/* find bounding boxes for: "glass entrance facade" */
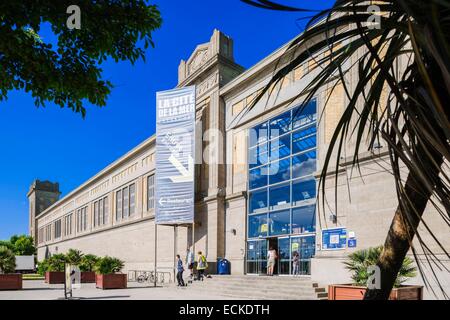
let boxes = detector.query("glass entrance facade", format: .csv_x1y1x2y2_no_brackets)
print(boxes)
246,101,317,275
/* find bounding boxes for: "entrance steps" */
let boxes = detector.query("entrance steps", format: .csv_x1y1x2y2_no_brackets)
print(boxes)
180,275,328,300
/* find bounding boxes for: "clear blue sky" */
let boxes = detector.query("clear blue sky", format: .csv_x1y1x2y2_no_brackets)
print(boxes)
0,0,334,240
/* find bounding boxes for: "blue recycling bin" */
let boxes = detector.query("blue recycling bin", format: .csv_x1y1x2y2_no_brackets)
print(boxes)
217,258,230,275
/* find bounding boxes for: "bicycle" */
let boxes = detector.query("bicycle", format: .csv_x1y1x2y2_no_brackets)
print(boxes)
137,271,156,284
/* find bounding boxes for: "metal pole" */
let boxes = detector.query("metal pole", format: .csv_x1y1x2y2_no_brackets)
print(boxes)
154,222,157,287
192,222,195,254
192,222,195,279
174,225,177,282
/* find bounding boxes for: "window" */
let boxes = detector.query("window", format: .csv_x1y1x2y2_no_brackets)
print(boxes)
249,189,268,214
248,214,268,238
292,101,316,130
123,186,129,218
54,219,62,239
268,158,290,185
269,182,290,211
268,210,290,235
116,190,122,221
292,205,316,234
292,151,316,179
94,201,99,227
99,199,104,225
45,224,52,242
247,100,318,240
249,166,268,190
269,111,291,138
292,126,316,154
292,177,316,205
129,184,135,216
249,143,268,169
103,197,109,225
147,175,155,210
249,121,268,147
38,228,44,244
269,134,291,161
76,206,88,233
94,196,109,228
115,183,136,221
64,214,73,236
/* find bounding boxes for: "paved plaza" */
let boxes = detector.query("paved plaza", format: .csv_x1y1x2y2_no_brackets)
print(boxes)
0,280,237,300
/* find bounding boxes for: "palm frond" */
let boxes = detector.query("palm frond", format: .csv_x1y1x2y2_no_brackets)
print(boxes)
244,0,450,299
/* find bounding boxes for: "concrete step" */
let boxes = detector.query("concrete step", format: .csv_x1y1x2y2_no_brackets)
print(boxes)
187,281,315,290
186,281,314,290
193,288,317,300
175,275,323,300
185,276,313,285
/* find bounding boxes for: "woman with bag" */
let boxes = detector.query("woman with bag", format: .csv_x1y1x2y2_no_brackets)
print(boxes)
196,251,208,281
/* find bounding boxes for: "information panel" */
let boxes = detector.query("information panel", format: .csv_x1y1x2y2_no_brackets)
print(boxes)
322,227,347,250
155,86,196,225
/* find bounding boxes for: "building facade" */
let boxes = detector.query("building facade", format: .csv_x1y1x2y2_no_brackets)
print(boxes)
30,29,449,298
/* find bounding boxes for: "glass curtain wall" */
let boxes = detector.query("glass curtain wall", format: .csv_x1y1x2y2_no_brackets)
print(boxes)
247,101,317,275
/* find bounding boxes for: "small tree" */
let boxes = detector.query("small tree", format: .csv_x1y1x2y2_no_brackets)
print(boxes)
94,256,124,275
0,246,16,274
37,259,50,276
47,254,66,272
13,235,36,256
0,240,13,251
344,246,417,287
65,249,83,265
79,254,99,272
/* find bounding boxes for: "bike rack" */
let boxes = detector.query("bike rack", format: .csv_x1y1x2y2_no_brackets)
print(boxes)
127,270,173,284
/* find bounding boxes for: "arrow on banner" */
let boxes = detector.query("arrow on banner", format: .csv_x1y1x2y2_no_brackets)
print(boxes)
169,154,194,183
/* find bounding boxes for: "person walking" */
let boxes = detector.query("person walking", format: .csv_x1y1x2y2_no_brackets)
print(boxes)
185,248,195,279
267,246,277,276
196,251,208,281
176,254,185,287
292,251,300,276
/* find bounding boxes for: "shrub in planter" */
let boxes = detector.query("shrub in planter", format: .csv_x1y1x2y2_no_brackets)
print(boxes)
65,248,96,282
44,254,66,284
79,254,99,283
328,246,422,300
37,259,49,276
0,246,22,290
94,256,126,289
65,249,83,266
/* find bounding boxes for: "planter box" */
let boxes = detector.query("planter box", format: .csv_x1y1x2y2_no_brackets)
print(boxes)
45,271,65,284
95,274,127,289
328,284,423,300
0,274,22,290
81,271,96,283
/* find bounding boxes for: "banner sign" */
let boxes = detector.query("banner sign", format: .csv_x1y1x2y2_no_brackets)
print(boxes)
155,86,196,225
321,227,347,250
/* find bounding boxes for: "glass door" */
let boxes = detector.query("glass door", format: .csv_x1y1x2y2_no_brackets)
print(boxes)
290,235,315,275
246,239,267,275
278,237,290,275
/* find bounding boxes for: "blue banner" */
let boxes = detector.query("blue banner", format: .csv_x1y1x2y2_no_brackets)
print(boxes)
155,86,196,225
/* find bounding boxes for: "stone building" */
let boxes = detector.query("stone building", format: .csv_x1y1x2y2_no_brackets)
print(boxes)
29,29,449,298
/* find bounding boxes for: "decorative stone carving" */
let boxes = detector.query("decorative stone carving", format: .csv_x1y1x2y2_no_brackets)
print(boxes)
188,48,209,76
196,71,219,97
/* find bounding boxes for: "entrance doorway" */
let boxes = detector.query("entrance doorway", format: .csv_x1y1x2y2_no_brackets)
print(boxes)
246,235,315,276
